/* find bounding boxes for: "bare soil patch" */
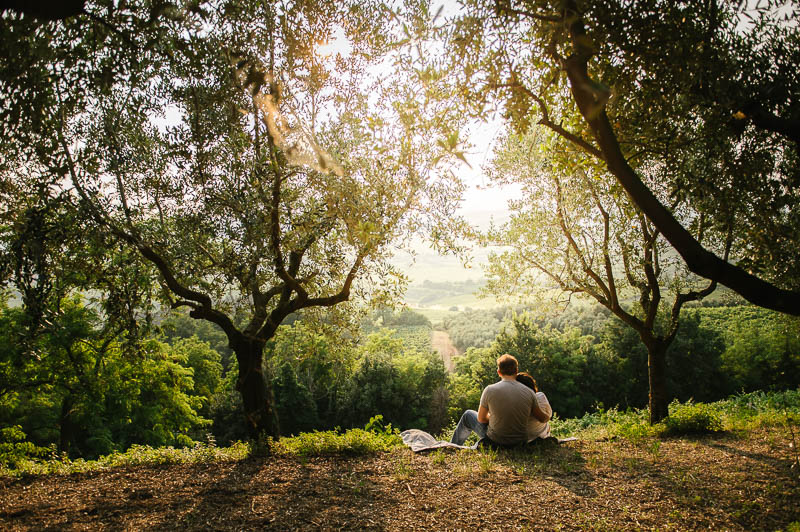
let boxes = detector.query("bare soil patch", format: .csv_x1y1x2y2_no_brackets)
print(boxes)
1,427,798,531
431,331,460,372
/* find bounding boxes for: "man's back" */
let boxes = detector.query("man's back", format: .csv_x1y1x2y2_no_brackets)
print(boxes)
480,380,535,445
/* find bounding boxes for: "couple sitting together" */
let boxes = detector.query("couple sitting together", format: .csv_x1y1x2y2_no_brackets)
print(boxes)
450,353,552,448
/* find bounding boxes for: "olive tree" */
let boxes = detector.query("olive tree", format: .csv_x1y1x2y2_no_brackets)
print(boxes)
484,130,728,421
1,0,466,438
440,0,800,314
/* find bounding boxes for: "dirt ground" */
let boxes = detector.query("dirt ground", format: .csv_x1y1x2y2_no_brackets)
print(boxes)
1,427,799,531
431,331,460,372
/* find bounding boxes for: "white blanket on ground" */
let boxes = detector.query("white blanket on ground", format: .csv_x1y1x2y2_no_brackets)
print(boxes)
400,429,577,453
400,429,471,452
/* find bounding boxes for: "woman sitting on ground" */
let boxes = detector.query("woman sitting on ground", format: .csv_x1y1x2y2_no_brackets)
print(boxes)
516,372,552,441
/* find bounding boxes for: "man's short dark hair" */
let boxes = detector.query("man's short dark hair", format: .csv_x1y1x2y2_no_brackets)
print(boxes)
497,354,518,376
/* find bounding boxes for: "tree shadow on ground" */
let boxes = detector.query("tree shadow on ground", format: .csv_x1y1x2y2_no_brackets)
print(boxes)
496,442,597,498
138,455,396,531
633,435,800,531
703,438,798,468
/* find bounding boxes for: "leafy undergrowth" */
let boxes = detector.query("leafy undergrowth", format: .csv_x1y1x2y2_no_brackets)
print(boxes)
1,392,799,530
0,415,402,479
551,389,800,444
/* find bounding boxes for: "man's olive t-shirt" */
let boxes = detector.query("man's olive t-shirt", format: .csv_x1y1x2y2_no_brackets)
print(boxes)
479,379,537,445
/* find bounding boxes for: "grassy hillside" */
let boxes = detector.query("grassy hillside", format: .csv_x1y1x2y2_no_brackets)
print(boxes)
3,392,798,531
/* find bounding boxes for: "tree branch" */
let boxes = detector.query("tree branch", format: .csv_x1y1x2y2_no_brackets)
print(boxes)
560,0,800,315
553,175,612,303
493,0,560,22
741,102,800,148
57,114,238,338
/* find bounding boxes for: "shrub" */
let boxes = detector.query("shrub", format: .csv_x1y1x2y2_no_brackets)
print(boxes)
665,400,724,435
271,429,401,456
271,416,402,456
0,426,50,470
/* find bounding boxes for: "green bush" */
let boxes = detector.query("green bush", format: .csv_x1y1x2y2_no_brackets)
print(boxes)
272,429,401,456
0,437,251,478
0,426,50,470
615,418,661,444
271,416,402,456
665,400,724,435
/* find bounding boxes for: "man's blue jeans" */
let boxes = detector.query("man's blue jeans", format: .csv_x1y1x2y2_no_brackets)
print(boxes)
450,409,488,445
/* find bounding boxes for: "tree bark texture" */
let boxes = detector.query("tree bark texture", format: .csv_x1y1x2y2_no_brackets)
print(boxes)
231,336,279,440
646,343,669,424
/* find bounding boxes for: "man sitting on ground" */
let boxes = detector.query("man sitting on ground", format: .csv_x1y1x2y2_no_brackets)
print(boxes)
450,353,550,447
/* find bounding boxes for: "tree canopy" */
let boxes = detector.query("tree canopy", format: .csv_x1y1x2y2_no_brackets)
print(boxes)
440,0,800,314
1,0,466,437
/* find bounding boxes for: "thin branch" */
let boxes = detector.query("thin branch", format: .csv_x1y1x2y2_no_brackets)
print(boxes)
493,0,561,22
57,113,237,338
639,214,661,329
577,168,619,309
553,175,612,303
493,76,605,161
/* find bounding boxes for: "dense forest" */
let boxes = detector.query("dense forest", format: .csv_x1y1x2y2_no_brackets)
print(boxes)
3,290,797,460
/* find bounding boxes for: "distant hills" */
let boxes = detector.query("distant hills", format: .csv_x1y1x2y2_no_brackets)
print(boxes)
403,278,498,310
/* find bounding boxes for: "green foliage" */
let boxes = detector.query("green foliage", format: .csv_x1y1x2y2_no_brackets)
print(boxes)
442,0,800,295
0,439,252,478
207,357,250,446
169,337,224,420
1,0,469,439
0,297,213,458
272,428,402,456
612,416,662,445
272,363,321,436
161,313,233,370
363,414,395,436
463,305,795,424
548,390,799,443
717,389,800,431
96,441,251,468
0,426,50,470
265,321,361,435
447,347,491,421
389,325,434,354
379,308,432,328
665,400,724,435
337,330,448,433
442,310,502,352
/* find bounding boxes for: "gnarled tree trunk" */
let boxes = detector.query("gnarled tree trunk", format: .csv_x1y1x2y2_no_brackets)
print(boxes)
230,335,279,440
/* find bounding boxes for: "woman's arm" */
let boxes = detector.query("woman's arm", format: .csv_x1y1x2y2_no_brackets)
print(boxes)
531,394,551,423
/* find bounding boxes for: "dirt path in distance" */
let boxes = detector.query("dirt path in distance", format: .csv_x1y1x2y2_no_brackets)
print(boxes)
431,331,460,372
